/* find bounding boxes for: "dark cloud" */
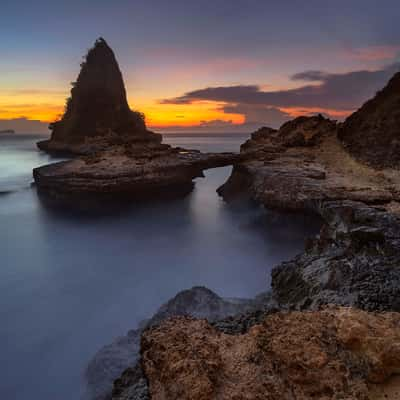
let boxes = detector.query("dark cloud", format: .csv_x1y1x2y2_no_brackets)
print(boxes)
162,63,400,111
0,118,49,134
221,104,291,128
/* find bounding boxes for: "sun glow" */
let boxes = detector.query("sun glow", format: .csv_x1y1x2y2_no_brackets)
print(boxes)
134,100,244,128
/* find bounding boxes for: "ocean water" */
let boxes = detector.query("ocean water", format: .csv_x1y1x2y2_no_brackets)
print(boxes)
0,133,320,400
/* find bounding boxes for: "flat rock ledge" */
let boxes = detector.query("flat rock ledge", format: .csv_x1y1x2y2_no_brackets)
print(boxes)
33,143,242,205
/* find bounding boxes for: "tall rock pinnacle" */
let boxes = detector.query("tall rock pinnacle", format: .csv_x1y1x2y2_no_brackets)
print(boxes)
339,71,400,169
38,38,160,154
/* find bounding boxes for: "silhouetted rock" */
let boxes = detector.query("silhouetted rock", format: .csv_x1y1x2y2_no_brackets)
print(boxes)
339,71,400,168
37,38,160,155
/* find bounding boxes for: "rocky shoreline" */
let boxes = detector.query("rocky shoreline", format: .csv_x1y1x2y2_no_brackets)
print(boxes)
31,38,400,399
34,143,241,205
101,74,400,399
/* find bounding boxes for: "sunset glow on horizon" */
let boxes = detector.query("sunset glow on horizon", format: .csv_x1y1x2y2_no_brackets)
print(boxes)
1,0,399,133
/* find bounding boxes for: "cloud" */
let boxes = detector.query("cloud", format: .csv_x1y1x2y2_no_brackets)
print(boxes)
344,45,400,62
153,105,292,133
161,63,400,112
0,118,49,134
220,104,291,128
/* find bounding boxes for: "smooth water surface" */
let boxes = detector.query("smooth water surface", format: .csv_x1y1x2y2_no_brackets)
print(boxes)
0,133,319,400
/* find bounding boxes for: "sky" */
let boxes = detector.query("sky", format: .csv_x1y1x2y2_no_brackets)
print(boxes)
0,0,399,133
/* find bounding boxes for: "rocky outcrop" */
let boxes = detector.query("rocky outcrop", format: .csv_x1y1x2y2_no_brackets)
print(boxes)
272,200,400,311
217,111,400,311
37,38,160,155
85,287,265,400
108,76,400,400
33,144,241,206
34,39,245,203
115,307,400,400
219,115,399,210
339,71,400,169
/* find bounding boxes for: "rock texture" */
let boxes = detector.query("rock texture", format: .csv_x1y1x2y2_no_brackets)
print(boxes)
339,71,400,169
33,144,241,206
85,287,264,400
108,74,400,400
272,200,400,311
219,115,399,210
119,308,400,400
37,38,160,155
33,39,245,204
218,111,400,311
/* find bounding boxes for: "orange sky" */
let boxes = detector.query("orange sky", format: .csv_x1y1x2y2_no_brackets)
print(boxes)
0,90,351,130
0,91,246,128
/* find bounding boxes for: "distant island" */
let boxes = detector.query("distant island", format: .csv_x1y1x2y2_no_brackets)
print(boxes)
0,129,15,134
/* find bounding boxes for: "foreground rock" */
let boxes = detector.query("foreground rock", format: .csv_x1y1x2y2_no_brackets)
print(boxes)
38,38,160,155
114,307,400,400
33,144,241,205
339,71,400,169
85,287,266,400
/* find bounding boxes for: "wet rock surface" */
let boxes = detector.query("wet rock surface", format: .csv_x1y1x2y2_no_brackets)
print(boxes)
272,200,400,311
126,308,400,400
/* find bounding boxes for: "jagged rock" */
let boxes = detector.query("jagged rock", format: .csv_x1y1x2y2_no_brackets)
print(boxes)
85,287,266,400
218,115,397,209
37,38,160,155
339,71,400,169
272,200,400,311
218,111,400,311
126,307,400,400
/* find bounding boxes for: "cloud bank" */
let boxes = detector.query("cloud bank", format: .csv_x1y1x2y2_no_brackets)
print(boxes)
161,63,400,129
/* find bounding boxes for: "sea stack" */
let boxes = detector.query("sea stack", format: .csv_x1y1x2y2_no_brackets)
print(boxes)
339,71,400,169
37,38,160,155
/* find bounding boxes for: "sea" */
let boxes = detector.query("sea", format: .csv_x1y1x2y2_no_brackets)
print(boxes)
0,133,320,399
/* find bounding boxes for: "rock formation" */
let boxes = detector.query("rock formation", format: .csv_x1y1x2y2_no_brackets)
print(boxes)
33,39,245,204
217,105,400,311
113,308,400,400
85,287,264,400
339,71,400,169
37,38,160,155
88,72,400,400
33,145,241,206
